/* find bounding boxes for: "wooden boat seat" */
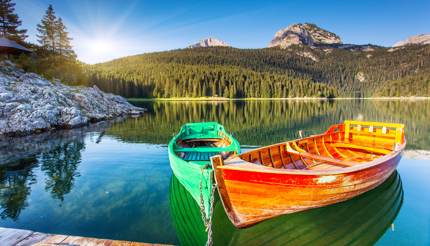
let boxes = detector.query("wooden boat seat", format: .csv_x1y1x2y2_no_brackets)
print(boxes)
329,142,391,155
183,152,221,161
175,145,235,152
182,134,222,140
184,138,223,142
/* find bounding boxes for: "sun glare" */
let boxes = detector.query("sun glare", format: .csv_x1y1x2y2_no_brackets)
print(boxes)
78,34,136,63
91,39,114,54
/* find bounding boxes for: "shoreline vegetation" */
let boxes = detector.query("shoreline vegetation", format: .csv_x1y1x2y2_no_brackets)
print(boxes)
128,96,430,101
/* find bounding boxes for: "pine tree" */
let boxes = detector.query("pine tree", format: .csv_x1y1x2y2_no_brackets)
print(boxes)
0,0,27,43
55,17,75,58
37,4,57,51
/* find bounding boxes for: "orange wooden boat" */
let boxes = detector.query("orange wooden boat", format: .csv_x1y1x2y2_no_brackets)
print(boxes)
211,120,405,228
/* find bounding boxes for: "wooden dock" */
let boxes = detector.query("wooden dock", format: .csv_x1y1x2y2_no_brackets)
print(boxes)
0,227,169,246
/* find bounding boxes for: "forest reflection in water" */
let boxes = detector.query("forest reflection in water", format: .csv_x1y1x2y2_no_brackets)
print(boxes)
0,122,110,221
0,120,176,243
0,141,83,219
0,100,427,244
117,99,430,149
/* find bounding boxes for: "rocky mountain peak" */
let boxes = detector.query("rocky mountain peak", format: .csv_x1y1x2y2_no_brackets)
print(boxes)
393,34,430,47
268,23,341,48
188,37,229,48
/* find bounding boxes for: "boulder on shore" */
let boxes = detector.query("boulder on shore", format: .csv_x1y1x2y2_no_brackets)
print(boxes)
0,60,144,136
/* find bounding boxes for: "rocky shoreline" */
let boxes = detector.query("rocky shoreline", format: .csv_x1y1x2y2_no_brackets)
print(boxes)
0,60,144,136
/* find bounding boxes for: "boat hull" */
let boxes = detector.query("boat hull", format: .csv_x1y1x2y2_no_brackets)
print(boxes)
213,171,403,245
169,175,208,246
214,151,401,228
168,149,213,218
168,122,240,218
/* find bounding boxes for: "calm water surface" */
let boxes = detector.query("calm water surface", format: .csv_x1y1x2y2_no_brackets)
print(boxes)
0,100,429,245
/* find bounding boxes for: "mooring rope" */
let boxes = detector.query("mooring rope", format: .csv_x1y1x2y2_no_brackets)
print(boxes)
199,169,208,225
199,168,215,246
205,182,216,246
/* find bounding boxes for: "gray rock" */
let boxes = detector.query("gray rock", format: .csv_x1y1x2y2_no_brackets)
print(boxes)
0,60,144,136
269,23,341,48
68,115,88,127
4,102,20,112
393,34,430,47
189,37,230,48
0,120,8,132
20,73,51,86
0,92,12,102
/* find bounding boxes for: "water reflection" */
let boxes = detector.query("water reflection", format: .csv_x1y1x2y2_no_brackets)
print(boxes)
0,100,426,243
0,122,178,243
170,174,207,246
0,122,111,218
119,100,430,149
170,172,403,246
40,141,84,201
0,158,37,220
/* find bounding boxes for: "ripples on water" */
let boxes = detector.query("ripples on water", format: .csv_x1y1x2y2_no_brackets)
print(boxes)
0,100,429,245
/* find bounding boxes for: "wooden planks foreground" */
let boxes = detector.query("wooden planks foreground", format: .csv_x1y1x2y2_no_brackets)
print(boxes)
0,227,169,246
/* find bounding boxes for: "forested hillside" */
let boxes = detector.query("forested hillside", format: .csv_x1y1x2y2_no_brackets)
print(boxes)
374,73,430,96
87,44,430,98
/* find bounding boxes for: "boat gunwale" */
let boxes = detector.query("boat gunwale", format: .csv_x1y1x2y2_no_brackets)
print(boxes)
218,133,406,176
168,122,240,167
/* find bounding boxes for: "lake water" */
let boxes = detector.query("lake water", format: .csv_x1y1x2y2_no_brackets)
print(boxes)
0,100,429,245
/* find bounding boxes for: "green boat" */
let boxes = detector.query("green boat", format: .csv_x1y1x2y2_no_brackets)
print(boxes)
168,122,240,218
169,171,403,246
169,175,208,246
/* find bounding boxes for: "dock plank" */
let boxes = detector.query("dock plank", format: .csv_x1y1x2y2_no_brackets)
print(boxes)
16,232,49,246
39,235,157,245
0,227,33,246
33,234,68,244
0,227,169,246
58,235,108,245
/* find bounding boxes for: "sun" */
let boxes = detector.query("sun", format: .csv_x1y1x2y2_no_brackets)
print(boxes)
90,39,114,54
77,33,139,63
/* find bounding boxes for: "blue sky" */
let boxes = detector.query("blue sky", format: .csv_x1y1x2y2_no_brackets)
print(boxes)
15,0,430,64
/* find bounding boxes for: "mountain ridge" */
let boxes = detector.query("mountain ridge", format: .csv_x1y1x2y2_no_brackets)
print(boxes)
188,37,229,48
394,34,430,47
184,24,428,51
